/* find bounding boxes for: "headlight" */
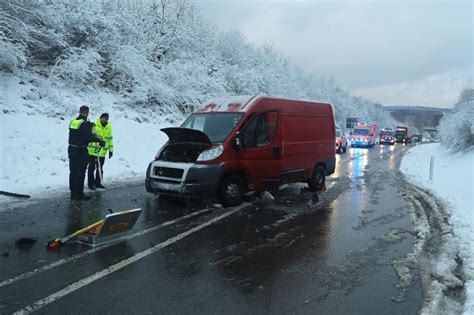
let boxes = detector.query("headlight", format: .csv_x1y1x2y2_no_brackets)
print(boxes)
197,144,224,162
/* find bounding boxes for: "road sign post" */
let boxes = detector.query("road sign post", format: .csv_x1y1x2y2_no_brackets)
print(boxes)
346,117,359,129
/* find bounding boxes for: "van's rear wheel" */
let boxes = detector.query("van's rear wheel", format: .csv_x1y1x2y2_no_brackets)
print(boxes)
218,175,244,207
308,165,326,192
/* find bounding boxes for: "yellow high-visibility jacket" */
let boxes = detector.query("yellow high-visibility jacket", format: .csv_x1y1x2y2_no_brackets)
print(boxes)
88,119,113,157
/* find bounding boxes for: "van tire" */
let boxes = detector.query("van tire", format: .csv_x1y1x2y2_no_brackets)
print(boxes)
217,175,244,207
308,165,326,192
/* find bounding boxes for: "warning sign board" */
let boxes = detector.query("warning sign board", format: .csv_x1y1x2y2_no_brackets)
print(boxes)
78,208,142,246
97,208,142,237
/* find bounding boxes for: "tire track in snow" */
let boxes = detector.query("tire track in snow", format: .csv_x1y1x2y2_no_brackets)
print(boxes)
398,173,465,314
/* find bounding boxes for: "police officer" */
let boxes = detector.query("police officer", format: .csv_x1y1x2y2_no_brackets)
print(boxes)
87,113,114,190
68,106,104,201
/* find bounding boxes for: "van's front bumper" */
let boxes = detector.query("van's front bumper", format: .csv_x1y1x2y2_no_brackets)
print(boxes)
145,161,224,198
351,140,369,147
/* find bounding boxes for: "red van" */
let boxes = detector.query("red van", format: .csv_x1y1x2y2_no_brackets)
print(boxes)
145,96,336,207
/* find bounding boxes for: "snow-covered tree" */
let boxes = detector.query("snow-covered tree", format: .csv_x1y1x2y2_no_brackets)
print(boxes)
0,0,396,127
439,88,474,152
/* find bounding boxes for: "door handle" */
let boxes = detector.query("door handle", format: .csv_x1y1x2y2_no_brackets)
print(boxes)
273,146,281,158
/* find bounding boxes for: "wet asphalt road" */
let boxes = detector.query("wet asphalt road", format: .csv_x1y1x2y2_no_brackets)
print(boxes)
0,144,423,314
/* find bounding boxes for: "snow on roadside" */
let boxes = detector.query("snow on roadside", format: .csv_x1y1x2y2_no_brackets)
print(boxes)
0,74,180,204
401,143,474,313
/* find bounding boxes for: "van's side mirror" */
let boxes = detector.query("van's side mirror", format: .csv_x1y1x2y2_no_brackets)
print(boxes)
235,132,243,149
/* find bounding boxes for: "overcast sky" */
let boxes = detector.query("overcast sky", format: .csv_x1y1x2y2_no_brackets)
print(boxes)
197,0,473,108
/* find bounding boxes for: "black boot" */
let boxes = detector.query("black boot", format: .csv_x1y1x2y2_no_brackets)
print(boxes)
88,184,96,190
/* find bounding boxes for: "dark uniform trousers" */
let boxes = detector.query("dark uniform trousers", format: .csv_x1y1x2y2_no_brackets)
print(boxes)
68,146,89,198
88,156,105,187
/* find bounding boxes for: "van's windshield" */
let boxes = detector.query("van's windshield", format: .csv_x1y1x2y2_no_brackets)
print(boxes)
353,128,369,136
381,131,394,136
181,113,243,143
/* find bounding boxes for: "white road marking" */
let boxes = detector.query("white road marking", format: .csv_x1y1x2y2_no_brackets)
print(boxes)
0,207,212,288
14,206,243,314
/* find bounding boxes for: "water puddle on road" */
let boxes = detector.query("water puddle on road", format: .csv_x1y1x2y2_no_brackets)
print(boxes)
206,177,353,293
196,148,423,313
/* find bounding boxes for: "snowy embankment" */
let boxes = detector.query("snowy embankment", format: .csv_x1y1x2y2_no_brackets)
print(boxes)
401,143,474,313
0,75,178,203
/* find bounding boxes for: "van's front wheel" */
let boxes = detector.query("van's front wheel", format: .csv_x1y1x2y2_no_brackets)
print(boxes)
308,165,326,192
218,175,244,207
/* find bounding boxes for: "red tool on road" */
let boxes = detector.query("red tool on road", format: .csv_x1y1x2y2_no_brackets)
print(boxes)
46,219,104,250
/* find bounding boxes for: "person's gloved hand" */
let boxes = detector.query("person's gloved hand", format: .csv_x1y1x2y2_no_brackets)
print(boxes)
109,151,113,159
99,140,106,147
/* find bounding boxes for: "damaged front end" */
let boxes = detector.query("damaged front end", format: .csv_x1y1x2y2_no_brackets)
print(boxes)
156,127,213,163
145,128,224,199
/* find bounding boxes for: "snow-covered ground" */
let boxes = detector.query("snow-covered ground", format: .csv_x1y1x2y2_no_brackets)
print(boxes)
401,143,474,313
0,74,179,203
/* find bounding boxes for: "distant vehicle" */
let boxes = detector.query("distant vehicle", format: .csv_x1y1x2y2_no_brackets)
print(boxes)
351,122,377,148
411,134,422,143
379,128,395,145
335,127,347,153
379,127,393,135
146,96,336,207
395,126,410,143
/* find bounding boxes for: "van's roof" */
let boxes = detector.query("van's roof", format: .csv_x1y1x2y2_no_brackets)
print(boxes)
355,123,370,128
195,95,257,113
195,95,332,113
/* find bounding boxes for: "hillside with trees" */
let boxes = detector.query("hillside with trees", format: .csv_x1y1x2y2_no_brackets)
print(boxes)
0,0,395,128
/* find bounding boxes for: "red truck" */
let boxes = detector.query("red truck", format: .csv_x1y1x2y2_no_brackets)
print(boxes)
146,96,336,206
351,122,377,148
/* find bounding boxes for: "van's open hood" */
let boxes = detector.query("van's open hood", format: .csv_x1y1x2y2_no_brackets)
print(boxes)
161,128,212,145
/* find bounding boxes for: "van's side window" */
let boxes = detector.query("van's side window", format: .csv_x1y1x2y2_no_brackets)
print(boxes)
244,112,278,147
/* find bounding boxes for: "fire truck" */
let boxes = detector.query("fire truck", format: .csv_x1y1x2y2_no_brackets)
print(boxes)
351,123,377,148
